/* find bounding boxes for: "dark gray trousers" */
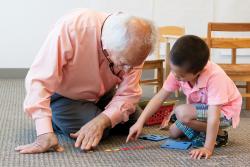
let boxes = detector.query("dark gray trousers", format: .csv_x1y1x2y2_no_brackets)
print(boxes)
50,89,141,139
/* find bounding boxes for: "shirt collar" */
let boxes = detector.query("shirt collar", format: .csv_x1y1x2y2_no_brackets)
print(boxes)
180,61,211,91
194,60,212,89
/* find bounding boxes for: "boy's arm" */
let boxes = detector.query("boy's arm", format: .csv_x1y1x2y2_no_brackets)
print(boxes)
126,88,171,142
190,105,221,159
205,105,221,152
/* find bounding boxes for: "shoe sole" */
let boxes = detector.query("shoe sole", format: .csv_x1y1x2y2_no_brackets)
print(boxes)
215,142,228,148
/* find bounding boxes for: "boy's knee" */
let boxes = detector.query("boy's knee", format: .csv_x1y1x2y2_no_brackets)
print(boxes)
174,110,190,125
174,104,195,125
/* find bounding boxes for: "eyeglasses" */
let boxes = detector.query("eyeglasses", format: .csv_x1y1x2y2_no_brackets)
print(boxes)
102,49,143,76
101,49,118,75
105,55,117,75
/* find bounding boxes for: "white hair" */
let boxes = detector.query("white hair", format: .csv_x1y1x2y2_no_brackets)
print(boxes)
102,13,158,54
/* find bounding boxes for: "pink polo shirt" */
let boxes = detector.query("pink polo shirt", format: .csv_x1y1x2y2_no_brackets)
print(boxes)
163,61,242,128
24,9,142,136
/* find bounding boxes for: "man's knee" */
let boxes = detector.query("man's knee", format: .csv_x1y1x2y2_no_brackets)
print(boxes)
51,94,103,136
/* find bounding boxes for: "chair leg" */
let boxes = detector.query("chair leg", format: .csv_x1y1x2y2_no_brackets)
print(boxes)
247,82,250,110
156,63,164,92
165,42,171,78
175,90,179,98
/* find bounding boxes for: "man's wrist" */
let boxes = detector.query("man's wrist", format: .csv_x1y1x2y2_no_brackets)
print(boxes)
98,113,112,129
35,118,54,136
38,132,55,137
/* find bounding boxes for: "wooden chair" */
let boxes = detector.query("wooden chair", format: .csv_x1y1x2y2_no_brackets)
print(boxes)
157,26,185,77
140,26,185,93
207,22,250,110
140,59,164,92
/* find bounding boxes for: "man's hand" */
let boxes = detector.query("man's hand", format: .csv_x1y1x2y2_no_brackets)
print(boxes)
126,121,143,143
70,113,111,151
15,132,64,154
189,147,213,159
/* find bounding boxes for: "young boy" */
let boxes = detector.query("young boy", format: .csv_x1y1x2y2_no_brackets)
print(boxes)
126,35,242,159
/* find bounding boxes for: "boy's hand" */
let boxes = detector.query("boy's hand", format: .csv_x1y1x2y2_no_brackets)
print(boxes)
189,147,212,159
159,113,172,130
126,122,143,143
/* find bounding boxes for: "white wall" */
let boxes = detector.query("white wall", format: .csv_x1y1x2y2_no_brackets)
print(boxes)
0,0,250,68
153,0,213,36
0,0,93,68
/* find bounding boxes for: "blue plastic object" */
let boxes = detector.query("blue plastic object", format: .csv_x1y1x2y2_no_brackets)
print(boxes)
139,134,169,141
161,139,192,150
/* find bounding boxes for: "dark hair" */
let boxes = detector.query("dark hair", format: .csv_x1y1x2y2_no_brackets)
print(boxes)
170,35,209,74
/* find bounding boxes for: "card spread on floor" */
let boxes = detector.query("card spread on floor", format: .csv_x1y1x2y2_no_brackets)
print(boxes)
139,134,169,141
161,140,192,150
104,146,144,152
120,146,144,151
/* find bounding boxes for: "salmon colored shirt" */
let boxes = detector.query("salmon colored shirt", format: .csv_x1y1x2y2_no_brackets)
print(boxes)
24,9,142,136
163,61,242,128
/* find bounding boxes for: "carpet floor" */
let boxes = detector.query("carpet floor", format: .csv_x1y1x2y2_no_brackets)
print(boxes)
1,79,250,167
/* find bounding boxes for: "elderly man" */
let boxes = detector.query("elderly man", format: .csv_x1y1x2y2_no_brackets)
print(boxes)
15,9,157,154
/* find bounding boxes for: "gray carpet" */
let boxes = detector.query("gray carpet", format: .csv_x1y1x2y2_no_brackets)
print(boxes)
1,79,250,167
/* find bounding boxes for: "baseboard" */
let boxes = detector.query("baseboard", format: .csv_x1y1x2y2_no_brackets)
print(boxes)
0,68,28,78
0,68,157,79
